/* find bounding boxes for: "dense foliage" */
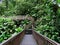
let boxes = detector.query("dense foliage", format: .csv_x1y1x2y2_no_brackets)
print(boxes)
34,0,60,43
0,0,60,43
0,18,23,43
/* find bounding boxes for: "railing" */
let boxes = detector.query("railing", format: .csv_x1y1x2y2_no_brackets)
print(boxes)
0,30,25,45
32,30,60,45
0,29,60,45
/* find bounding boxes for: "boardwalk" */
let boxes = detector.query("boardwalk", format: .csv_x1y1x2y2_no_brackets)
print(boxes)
20,34,37,45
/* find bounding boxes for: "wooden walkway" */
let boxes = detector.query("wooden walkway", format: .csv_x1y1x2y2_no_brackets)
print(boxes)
20,34,37,45
0,30,60,45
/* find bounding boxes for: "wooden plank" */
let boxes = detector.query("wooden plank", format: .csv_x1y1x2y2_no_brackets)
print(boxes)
32,30,60,45
0,30,25,45
20,34,37,45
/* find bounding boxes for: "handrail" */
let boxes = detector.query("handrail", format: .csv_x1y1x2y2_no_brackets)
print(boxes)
32,30,60,45
2,15,34,22
0,30,25,45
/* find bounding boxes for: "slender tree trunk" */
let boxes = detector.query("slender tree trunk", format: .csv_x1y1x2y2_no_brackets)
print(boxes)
5,0,8,9
53,4,58,31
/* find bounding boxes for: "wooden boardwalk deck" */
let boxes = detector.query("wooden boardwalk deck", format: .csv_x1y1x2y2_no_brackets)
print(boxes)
20,34,37,45
0,30,59,45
